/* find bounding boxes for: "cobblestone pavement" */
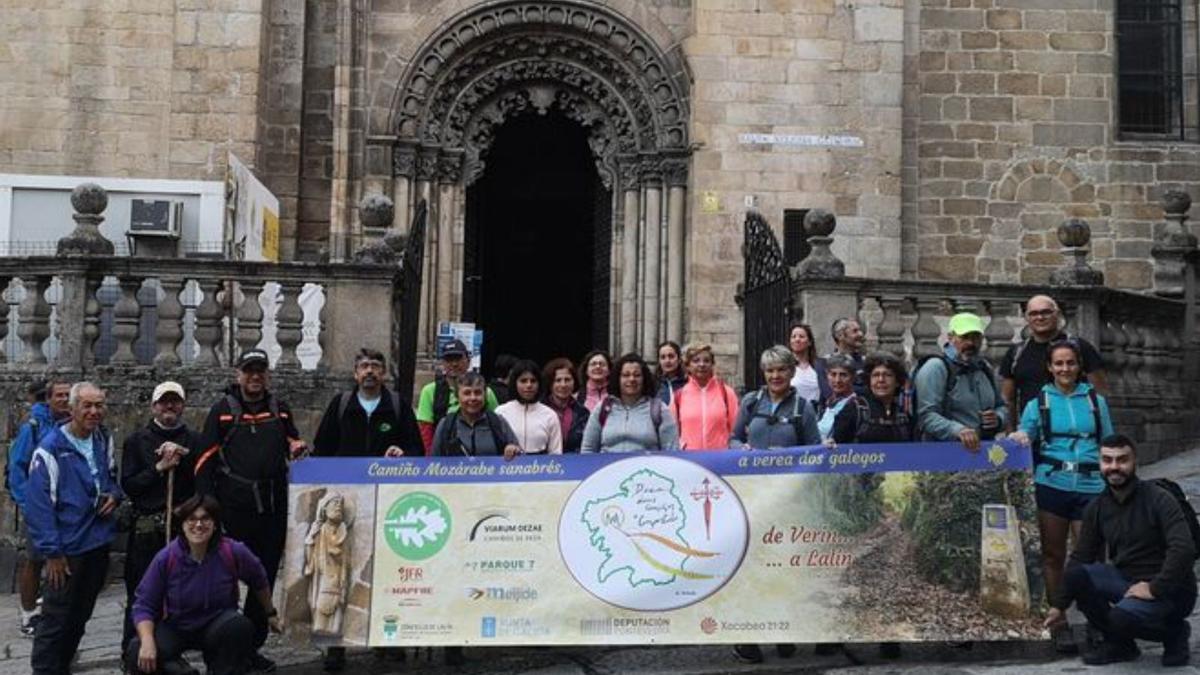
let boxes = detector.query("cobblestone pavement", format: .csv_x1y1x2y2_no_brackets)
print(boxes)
2,449,1197,675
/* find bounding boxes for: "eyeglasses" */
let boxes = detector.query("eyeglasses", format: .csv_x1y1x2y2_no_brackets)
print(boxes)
185,515,214,526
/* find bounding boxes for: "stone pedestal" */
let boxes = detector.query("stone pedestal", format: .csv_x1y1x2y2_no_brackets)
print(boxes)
796,210,845,280
57,183,115,256
1152,190,1196,298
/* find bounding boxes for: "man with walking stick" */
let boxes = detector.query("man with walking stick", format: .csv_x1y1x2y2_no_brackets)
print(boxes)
119,381,201,658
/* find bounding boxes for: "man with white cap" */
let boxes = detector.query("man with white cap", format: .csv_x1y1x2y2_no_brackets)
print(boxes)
119,381,202,659
913,312,1008,451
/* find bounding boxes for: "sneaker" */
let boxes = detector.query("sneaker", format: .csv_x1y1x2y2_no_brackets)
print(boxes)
1163,621,1191,667
814,642,840,655
732,644,764,663
444,647,465,667
1051,623,1078,655
323,648,346,672
775,643,796,658
248,652,277,673
879,642,902,659
1082,640,1140,665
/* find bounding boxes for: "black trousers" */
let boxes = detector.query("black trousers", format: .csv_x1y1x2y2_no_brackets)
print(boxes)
31,545,110,675
124,527,169,653
125,610,254,675
222,508,286,649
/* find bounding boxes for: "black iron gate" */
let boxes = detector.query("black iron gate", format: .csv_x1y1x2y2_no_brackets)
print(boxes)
741,211,791,391
394,199,428,400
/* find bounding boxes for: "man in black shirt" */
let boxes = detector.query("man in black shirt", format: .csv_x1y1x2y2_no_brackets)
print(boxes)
1046,434,1196,666
119,381,201,656
1000,295,1107,430
195,349,308,672
311,348,420,671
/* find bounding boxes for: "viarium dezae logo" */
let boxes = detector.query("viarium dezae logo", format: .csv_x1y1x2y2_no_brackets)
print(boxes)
384,492,452,560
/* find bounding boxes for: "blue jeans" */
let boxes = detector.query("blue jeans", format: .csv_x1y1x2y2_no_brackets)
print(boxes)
1063,563,1196,643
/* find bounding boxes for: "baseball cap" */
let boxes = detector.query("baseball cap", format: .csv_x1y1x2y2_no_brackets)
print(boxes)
947,312,986,336
236,348,270,370
441,339,469,359
152,381,186,403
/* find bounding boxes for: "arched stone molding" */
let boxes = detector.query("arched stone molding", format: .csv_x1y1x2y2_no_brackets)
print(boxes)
385,0,692,356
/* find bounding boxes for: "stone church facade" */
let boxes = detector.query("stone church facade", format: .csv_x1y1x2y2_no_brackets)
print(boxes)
2,0,1197,365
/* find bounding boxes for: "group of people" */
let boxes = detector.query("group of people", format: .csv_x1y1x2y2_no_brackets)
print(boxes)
4,293,1195,673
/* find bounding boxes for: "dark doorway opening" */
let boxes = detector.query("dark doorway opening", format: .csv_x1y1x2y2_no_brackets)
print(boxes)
463,112,611,376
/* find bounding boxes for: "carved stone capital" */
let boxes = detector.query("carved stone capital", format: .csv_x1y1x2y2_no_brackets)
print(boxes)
392,145,417,177
662,157,688,188
437,153,464,184
415,149,439,182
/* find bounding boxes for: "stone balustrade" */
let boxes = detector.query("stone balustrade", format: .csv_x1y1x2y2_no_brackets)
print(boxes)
791,277,1197,463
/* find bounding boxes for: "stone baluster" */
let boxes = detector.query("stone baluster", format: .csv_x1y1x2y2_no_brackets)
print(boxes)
154,277,185,368
192,279,224,367
911,297,943,359
108,276,144,365
1099,314,1130,406
1158,323,1185,409
984,299,1016,364
316,287,332,370
235,280,265,361
276,281,305,369
875,295,908,361
82,276,103,366
17,276,52,365
1122,318,1151,407
0,278,10,364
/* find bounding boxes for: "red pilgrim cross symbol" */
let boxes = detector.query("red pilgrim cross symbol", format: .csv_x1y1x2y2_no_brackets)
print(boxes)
690,478,724,541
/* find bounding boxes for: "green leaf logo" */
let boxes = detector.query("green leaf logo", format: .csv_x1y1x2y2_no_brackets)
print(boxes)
383,492,452,560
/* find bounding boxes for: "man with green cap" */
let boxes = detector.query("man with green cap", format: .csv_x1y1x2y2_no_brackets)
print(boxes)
913,312,1008,451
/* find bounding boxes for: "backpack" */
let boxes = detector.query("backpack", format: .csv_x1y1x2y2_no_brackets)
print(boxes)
4,414,43,496
746,388,809,441
336,389,403,424
163,538,239,618
850,394,912,442
432,377,452,424
1036,387,1102,454
911,353,999,434
598,397,664,448
438,410,507,456
1151,479,1200,561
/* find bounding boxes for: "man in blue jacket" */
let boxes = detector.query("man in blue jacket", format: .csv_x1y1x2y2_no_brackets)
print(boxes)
913,312,1008,451
25,382,123,675
6,378,71,637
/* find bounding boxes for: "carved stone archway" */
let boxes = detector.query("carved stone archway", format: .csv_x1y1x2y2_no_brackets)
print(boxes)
387,0,691,356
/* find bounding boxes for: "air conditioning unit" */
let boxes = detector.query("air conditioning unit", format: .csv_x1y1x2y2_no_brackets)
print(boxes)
129,199,183,238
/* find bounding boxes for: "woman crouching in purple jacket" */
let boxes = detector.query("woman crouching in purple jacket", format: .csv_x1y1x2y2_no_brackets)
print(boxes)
127,494,279,675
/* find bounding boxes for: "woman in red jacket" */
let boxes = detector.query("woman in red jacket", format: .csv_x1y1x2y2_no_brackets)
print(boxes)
671,343,739,451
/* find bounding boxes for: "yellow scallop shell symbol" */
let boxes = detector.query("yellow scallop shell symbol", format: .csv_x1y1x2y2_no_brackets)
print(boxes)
987,444,1007,467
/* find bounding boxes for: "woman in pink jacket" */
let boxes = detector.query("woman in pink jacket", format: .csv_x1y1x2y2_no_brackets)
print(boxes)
670,343,739,451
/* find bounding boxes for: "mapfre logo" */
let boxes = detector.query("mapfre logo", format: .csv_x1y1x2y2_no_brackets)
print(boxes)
700,617,718,635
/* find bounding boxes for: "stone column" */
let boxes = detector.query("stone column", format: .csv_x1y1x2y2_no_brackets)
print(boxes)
326,0,354,263
415,148,438,355
392,144,417,233
665,159,687,342
641,170,663,356
619,164,641,354
435,154,463,326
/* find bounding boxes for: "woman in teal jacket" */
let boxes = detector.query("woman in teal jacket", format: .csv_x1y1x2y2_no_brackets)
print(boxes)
1011,339,1113,653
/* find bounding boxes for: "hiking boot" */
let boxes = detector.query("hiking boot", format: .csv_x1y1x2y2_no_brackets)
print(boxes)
323,647,346,672
1163,621,1191,667
248,652,277,673
731,644,764,663
775,643,796,658
814,642,840,656
1082,640,1140,665
1051,623,1078,655
879,642,902,659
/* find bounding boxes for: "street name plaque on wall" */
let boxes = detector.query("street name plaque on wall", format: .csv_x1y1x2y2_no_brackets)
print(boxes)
738,133,865,148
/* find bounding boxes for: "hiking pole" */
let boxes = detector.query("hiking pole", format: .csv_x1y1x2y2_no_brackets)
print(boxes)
164,466,175,548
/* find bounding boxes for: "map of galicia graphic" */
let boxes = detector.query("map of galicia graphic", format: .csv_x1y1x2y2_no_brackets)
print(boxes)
581,469,698,587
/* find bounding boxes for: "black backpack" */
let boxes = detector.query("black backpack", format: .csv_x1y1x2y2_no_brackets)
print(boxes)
910,353,999,434
850,394,912,442
1035,388,1102,462
1152,478,1200,561
746,388,809,440
437,410,507,456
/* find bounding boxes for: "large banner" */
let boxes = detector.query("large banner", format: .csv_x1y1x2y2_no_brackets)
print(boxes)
281,442,1048,647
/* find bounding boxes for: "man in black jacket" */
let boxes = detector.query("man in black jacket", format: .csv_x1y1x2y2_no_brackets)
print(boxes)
119,381,202,656
195,349,307,672
313,348,422,460
1046,434,1196,666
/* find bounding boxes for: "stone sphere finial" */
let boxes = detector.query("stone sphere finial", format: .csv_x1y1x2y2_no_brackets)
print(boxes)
1056,218,1091,248
1162,189,1192,216
803,209,836,237
358,194,395,229
71,183,108,216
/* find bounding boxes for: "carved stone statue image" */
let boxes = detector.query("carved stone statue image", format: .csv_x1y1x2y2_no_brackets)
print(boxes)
304,493,353,635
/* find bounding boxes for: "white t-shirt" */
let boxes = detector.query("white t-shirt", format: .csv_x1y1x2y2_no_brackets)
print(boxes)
790,363,821,403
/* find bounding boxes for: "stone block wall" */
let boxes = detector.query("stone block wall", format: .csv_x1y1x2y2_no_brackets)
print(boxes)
910,0,1200,287
686,0,907,360
0,0,265,181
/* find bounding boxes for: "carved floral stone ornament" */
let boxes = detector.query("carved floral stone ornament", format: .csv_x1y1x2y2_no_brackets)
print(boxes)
390,0,690,189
